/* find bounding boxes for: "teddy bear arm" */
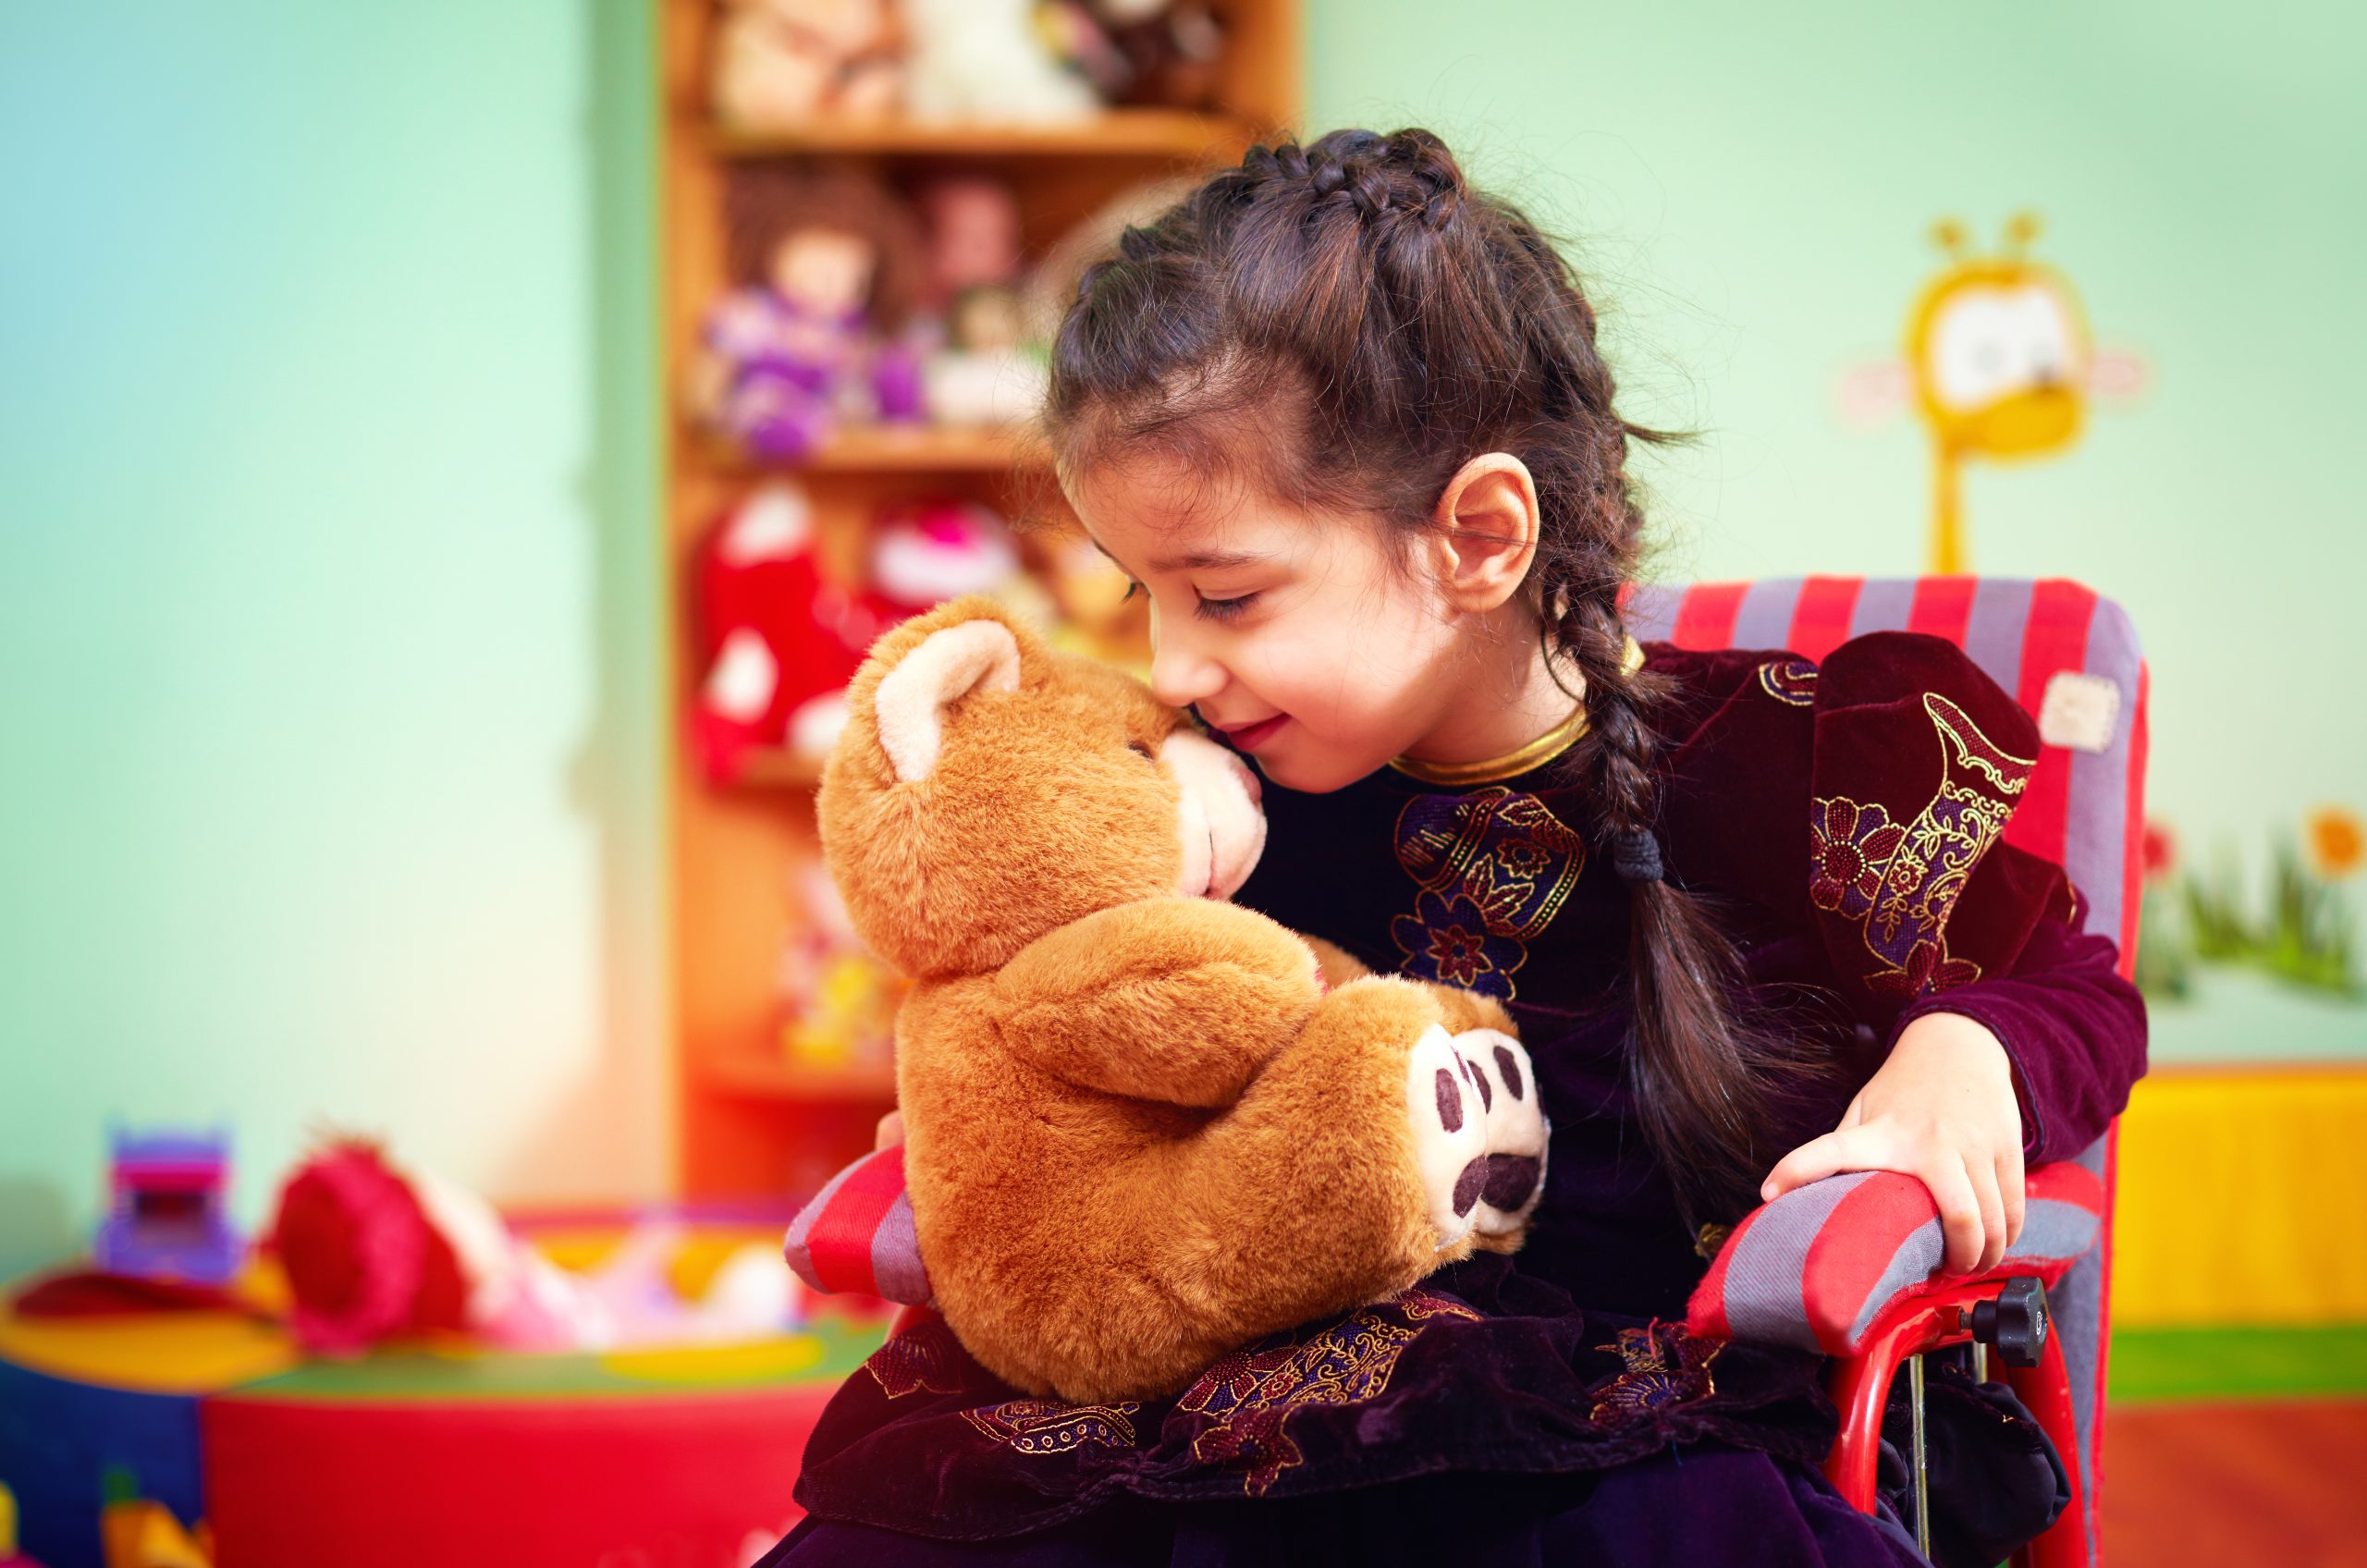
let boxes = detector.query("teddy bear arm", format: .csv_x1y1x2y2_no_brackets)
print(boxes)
1299,935,1373,988
1297,936,1510,1036
992,899,1325,1108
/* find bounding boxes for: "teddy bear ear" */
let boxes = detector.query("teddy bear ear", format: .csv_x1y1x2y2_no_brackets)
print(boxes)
872,617,1024,782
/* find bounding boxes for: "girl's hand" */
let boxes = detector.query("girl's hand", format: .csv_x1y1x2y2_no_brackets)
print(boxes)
1760,1012,2026,1276
874,1109,904,1151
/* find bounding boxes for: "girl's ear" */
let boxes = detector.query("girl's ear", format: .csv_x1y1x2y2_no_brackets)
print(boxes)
1427,453,1541,614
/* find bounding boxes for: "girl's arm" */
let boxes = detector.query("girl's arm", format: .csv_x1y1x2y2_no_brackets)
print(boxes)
1765,893,2146,1277
1760,630,2149,1277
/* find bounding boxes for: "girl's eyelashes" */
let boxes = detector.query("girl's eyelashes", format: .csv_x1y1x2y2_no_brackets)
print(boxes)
1194,591,1259,623
1122,580,1143,603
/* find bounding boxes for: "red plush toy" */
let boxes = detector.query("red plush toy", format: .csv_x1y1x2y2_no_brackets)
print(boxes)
689,483,1021,783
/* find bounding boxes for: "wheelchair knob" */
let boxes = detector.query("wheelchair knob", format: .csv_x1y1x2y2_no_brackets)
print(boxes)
1967,1276,2049,1368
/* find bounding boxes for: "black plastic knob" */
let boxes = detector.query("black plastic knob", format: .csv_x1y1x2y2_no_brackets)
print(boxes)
1968,1276,2050,1368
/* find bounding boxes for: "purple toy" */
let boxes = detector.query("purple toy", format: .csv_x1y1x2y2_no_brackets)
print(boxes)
92,1126,241,1286
693,165,927,463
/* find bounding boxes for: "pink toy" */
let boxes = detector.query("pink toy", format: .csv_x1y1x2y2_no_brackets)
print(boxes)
93,1126,239,1288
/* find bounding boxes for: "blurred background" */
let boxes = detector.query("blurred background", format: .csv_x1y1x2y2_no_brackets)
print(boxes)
1,1,2360,1563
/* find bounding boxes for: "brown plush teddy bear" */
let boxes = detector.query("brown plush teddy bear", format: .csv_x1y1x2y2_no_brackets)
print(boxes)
816,596,1549,1403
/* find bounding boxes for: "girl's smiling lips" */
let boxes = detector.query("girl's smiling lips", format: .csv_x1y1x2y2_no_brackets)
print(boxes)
1204,712,1289,751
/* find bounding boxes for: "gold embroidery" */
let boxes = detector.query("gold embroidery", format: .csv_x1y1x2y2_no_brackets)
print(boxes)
1391,789,1588,999
960,1397,1142,1456
1587,1322,1723,1426
864,1319,969,1399
1809,692,2038,998
1758,656,1819,707
1177,1288,1480,1496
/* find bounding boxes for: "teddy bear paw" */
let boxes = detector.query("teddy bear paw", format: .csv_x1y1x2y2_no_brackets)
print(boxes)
1404,1024,1491,1249
1452,1030,1550,1239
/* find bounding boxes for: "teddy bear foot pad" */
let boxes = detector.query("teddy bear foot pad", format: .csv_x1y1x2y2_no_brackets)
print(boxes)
1406,1027,1550,1249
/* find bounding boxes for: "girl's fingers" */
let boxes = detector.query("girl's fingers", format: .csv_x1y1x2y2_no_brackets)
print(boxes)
874,1109,905,1151
1968,1156,2007,1276
1760,1125,1888,1202
1927,1161,1985,1276
1998,1146,2028,1247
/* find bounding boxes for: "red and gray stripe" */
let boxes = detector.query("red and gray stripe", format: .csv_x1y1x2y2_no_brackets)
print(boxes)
1688,1163,2105,1356
783,1145,933,1305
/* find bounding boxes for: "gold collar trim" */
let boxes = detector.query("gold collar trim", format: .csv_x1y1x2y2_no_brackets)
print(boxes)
1387,635,1646,788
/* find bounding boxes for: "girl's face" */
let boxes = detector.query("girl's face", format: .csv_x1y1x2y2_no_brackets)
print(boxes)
1064,452,1473,794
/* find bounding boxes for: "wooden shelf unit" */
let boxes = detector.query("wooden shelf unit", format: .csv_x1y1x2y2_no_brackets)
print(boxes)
659,0,1301,1202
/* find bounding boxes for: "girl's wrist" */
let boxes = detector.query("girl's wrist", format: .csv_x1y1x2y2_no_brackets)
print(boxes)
1895,1009,2037,1149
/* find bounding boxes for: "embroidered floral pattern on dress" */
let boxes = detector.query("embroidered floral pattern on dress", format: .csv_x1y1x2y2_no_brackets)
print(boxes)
1809,799,1907,920
1586,1320,1723,1426
1389,888,1525,991
863,1315,973,1399
960,1397,1143,1456
1176,1287,1480,1496
1390,788,1587,1000
1811,692,2038,998
1758,657,1820,706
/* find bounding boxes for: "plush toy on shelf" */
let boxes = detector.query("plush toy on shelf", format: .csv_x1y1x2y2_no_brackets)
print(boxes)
914,177,1023,313
689,165,926,463
867,495,1023,608
900,0,1099,123
689,482,866,782
688,484,1024,782
1044,0,1226,109
801,599,1550,1403
909,177,1048,427
709,0,905,129
777,864,905,1073
922,285,1048,427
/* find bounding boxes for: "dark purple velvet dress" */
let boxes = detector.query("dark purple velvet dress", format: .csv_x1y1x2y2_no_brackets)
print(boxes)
761,634,2148,1567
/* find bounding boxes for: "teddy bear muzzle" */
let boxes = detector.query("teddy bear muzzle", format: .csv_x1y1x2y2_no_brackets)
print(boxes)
1161,730,1268,900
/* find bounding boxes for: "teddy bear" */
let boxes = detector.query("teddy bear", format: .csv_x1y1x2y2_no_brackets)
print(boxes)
813,596,1550,1403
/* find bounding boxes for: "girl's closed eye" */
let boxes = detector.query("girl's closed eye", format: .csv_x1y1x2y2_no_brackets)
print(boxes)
1195,590,1259,622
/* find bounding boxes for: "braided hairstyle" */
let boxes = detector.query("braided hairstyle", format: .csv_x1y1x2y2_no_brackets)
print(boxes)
1046,128,1795,1220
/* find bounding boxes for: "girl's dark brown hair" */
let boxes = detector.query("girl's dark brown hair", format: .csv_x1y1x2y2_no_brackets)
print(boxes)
1045,127,1795,1220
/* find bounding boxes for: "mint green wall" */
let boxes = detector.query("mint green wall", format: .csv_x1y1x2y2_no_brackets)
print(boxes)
0,3,665,1279
1306,0,2366,1060
1,3,2357,1280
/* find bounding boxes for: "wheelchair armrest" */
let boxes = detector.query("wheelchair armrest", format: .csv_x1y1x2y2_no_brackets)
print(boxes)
782,1144,933,1305
1684,1162,2104,1356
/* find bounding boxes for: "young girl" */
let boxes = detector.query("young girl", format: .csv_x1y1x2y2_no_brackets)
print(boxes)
760,128,2146,1567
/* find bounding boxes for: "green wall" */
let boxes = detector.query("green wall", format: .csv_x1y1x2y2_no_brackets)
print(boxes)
1,2,2358,1280
0,2,665,1279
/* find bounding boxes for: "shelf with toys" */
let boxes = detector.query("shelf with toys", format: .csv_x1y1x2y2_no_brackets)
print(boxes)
695,423,1044,474
661,0,1299,1201
708,107,1254,161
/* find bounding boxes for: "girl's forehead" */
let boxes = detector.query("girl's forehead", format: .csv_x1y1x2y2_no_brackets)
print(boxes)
1065,450,1284,559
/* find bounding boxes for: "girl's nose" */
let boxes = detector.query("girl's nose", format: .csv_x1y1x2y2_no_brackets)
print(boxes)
1148,628,1225,711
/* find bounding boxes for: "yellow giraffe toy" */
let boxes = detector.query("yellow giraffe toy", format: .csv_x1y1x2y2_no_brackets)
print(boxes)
1843,213,2144,573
